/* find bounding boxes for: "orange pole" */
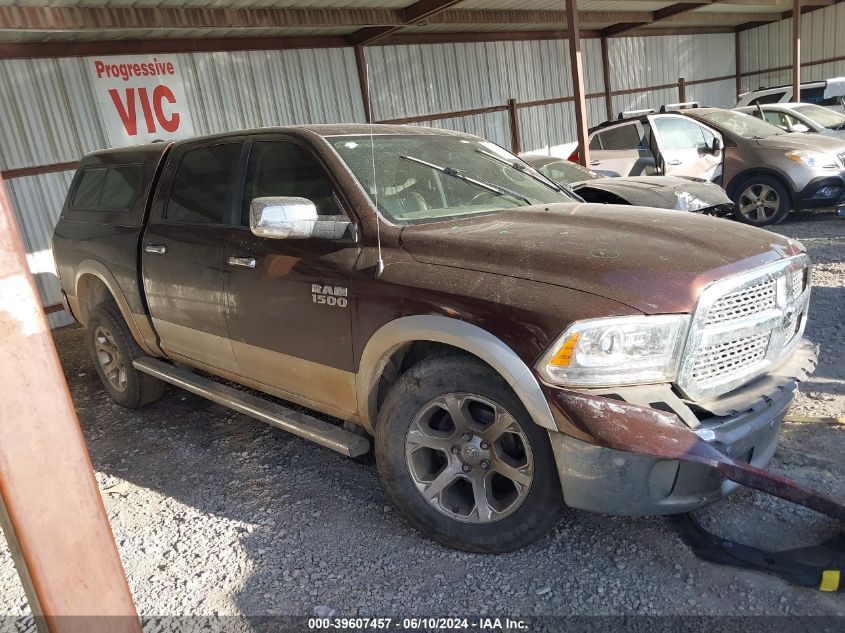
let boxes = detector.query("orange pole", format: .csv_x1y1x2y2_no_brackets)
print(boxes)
0,173,142,633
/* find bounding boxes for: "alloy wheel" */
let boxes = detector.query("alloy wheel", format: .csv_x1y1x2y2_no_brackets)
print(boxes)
404,392,534,524
94,325,127,392
739,183,780,223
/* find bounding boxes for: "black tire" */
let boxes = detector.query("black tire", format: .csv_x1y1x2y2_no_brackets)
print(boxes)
375,353,565,552
86,302,165,408
730,175,791,226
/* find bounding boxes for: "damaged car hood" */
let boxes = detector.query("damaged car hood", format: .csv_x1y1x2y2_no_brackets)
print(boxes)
572,176,732,212
400,204,803,314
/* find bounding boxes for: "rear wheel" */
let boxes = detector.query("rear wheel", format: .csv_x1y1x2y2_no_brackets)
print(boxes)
86,303,165,408
732,175,791,226
375,354,565,552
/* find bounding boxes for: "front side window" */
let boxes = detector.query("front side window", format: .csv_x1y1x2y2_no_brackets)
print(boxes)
328,135,574,225
653,117,710,150
243,141,341,221
166,143,241,224
70,165,142,211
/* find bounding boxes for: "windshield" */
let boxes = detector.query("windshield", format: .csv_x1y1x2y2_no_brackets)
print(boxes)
793,104,845,130
699,110,784,139
535,160,602,185
328,135,575,225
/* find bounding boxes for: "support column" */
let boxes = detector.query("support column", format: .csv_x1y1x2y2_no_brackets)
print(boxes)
735,30,742,99
507,99,522,155
792,0,802,101
600,36,613,121
678,77,687,103
566,0,590,166
0,173,141,633
354,44,373,123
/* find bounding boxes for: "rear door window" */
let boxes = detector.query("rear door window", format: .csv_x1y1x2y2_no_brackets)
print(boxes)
70,165,143,211
595,124,642,150
749,92,787,105
166,143,241,225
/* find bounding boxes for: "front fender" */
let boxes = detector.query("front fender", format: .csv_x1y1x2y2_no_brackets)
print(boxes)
355,315,556,434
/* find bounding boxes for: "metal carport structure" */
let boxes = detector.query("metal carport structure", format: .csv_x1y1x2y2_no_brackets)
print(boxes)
0,1,841,630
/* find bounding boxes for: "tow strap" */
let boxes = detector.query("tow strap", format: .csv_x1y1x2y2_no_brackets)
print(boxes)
674,513,844,592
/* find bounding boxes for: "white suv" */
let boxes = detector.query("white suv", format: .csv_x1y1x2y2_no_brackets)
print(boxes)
736,78,845,113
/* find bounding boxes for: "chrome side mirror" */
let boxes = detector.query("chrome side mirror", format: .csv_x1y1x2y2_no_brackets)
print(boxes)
249,197,352,240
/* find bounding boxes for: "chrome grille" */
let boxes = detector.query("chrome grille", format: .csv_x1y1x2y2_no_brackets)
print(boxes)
690,333,770,383
839,152,845,168
676,255,811,401
705,279,776,325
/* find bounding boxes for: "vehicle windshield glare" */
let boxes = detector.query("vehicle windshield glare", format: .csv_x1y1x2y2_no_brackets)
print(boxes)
792,104,845,130
700,110,785,139
328,135,575,224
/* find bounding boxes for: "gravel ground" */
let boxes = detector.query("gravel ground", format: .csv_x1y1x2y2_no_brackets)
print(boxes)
0,212,843,627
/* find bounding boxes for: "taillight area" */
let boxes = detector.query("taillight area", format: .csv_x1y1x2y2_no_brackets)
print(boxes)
567,150,579,163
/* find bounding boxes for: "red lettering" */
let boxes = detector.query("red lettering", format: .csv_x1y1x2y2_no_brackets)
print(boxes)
94,60,105,78
108,88,137,136
137,87,156,133
153,85,180,133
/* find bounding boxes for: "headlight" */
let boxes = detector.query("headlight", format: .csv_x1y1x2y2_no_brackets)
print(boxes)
785,150,839,169
537,315,690,387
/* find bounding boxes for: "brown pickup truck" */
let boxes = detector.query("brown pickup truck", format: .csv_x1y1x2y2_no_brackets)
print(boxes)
53,125,817,552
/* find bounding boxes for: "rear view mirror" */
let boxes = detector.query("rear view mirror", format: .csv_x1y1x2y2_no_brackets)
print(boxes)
791,123,810,133
250,197,351,240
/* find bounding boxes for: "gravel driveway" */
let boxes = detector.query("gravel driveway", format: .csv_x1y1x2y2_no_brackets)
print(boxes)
0,212,843,626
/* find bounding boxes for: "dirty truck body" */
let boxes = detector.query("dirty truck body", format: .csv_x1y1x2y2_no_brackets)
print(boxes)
53,125,816,552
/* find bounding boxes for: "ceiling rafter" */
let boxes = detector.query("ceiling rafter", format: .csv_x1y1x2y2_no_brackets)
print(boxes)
348,0,465,46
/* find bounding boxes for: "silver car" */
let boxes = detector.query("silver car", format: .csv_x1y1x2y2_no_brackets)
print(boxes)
583,107,845,225
737,103,845,139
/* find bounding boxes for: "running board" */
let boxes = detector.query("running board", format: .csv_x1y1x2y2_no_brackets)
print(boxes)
132,357,370,458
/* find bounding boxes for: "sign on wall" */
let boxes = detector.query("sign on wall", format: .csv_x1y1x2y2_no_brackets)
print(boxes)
87,55,195,146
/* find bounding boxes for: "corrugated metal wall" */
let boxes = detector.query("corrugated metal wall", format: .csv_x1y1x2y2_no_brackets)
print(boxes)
0,47,364,327
608,33,737,115
739,4,845,94
369,34,736,157
2,33,739,327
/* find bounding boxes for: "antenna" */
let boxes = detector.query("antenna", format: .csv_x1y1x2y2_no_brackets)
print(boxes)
366,62,385,278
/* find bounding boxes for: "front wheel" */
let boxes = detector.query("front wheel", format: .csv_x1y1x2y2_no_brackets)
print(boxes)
731,176,791,226
375,354,565,552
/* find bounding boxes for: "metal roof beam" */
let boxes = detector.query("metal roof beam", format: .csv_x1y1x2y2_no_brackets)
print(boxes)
349,0,464,45
0,5,399,30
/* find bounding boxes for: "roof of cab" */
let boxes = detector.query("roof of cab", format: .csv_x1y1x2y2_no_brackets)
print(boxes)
80,124,478,162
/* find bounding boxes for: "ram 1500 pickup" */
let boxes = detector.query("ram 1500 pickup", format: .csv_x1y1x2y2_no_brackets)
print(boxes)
53,125,817,552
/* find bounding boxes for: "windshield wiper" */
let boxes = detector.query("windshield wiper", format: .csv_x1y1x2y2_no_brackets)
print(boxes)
399,155,531,205
473,148,565,193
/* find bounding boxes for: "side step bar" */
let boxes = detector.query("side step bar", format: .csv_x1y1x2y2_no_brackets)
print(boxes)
133,357,370,458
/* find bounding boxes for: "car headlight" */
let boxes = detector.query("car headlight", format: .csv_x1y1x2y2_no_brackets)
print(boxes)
537,315,690,387
785,150,839,169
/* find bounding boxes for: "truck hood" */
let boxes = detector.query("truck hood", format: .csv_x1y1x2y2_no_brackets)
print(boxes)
755,132,845,152
400,203,802,314
573,176,731,212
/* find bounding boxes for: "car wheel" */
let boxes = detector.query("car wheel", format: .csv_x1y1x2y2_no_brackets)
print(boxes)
375,353,565,552
732,176,791,226
86,302,165,408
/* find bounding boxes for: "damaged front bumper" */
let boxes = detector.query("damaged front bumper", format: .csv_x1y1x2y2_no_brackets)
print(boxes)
545,338,825,516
